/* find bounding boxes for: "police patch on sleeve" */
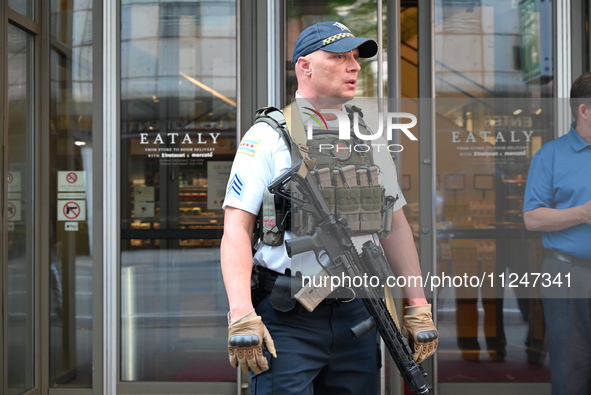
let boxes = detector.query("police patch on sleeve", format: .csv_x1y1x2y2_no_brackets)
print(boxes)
237,138,261,156
226,174,245,200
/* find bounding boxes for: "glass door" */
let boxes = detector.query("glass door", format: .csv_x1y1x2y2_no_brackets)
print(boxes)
119,1,237,392
5,15,36,395
432,1,553,393
48,0,96,388
282,1,556,394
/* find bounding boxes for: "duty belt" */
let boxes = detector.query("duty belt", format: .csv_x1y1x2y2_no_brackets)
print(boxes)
545,249,591,268
254,265,354,304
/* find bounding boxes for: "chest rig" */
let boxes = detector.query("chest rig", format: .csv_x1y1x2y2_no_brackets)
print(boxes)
253,104,395,247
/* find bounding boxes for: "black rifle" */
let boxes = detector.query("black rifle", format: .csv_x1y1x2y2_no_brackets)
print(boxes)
268,161,430,395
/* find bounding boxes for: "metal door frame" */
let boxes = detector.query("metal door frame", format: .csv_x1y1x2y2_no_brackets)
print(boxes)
2,2,43,395
1,1,7,390
104,0,245,395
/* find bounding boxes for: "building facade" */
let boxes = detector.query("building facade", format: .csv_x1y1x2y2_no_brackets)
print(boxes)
1,0,590,394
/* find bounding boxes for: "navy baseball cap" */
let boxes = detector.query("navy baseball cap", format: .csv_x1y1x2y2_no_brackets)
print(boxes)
292,21,378,66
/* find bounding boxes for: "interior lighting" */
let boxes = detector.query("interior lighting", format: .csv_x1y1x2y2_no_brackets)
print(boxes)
180,72,237,107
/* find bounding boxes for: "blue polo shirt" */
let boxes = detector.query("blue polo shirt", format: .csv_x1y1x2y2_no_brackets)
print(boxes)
523,124,591,259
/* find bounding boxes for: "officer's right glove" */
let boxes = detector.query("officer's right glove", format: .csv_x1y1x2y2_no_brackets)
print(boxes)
402,304,439,364
228,309,277,374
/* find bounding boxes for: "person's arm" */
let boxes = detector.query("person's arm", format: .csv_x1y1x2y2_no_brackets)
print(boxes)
380,208,437,363
220,206,257,324
524,201,591,232
520,145,591,232
379,208,428,306
219,122,281,373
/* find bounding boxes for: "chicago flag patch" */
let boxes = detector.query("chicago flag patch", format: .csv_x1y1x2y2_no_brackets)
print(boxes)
237,138,261,156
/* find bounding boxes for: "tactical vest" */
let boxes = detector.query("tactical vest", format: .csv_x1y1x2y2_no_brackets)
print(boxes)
253,104,396,247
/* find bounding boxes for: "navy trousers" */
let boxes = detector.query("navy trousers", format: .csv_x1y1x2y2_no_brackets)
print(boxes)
252,295,380,395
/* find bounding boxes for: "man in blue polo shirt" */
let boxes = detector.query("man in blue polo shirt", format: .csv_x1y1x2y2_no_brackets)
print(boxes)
523,71,591,394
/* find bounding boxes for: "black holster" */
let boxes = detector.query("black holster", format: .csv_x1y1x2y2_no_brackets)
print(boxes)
251,265,299,312
269,275,297,312
250,265,266,308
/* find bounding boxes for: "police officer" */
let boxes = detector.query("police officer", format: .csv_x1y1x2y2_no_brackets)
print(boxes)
220,21,437,394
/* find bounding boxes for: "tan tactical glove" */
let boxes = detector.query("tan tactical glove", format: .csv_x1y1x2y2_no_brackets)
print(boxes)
402,304,438,364
228,309,277,374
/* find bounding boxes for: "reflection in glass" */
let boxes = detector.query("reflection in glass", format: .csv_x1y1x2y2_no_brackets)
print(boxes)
9,0,36,20
7,23,35,394
48,0,94,387
121,245,233,381
121,0,237,233
120,0,237,382
434,0,553,383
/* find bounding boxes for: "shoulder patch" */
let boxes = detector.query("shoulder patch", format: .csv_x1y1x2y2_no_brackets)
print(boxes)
226,174,245,200
237,138,261,156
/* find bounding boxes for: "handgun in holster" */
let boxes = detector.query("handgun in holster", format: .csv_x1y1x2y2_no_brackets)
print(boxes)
250,263,266,308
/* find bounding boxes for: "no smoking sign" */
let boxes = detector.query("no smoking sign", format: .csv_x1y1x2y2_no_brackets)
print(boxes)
66,172,78,184
58,171,86,192
57,200,86,221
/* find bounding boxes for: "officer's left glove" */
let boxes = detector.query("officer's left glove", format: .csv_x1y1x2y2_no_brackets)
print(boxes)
402,304,438,364
228,309,277,374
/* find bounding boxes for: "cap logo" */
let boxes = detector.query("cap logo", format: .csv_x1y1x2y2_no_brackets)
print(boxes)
322,32,354,46
333,22,350,31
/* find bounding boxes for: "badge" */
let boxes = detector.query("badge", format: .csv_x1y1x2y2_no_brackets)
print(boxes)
333,22,351,32
332,139,352,161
